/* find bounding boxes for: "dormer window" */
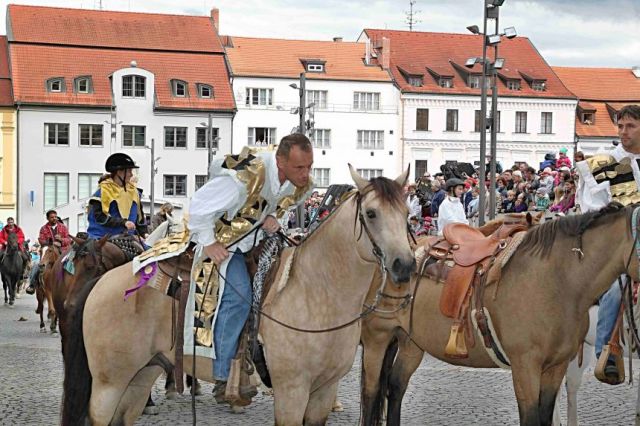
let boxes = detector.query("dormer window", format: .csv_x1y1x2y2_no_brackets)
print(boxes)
47,78,65,93
74,76,92,94
171,80,188,98
439,78,453,88
581,112,595,125
506,80,521,91
301,59,326,73
408,76,423,87
468,75,481,89
531,80,546,91
122,75,145,98
197,83,213,99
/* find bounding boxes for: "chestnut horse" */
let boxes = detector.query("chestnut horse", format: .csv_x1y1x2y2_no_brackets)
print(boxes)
361,204,640,426
60,166,416,425
35,243,62,333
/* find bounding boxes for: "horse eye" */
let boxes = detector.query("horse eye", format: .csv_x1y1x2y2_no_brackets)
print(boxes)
366,209,376,219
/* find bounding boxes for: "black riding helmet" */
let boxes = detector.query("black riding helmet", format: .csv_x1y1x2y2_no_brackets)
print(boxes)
105,153,139,173
445,178,465,192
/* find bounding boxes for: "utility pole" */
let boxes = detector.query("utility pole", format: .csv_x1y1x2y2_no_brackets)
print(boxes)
405,0,421,31
298,72,306,135
477,6,489,226
488,13,500,221
149,137,155,218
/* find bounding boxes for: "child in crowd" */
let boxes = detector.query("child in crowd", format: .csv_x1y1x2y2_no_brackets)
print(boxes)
535,188,550,211
502,190,516,213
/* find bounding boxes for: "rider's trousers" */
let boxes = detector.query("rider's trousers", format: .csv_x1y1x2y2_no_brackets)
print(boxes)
595,280,622,358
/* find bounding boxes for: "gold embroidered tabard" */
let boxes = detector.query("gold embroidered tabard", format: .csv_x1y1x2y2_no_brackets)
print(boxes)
586,155,640,206
92,178,142,218
214,146,313,245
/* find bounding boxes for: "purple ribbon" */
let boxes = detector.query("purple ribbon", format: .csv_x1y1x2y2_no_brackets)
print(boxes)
124,262,158,300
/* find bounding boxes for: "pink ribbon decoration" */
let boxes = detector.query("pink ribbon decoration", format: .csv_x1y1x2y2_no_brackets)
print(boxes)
124,262,158,300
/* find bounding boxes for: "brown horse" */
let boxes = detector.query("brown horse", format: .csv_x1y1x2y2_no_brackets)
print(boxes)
60,166,416,425
361,203,640,426
35,243,62,333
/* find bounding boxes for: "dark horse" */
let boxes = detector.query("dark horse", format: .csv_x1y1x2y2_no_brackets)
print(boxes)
1,233,26,306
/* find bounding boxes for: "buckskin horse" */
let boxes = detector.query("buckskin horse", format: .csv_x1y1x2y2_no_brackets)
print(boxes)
1,232,26,306
361,203,640,426
60,166,416,425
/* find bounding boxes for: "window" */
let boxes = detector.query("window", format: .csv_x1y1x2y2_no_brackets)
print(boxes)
245,88,273,106
307,63,324,72
476,110,501,132
312,168,330,187
122,125,146,147
74,77,91,93
446,109,459,131
415,160,428,181
357,130,384,150
357,169,383,180
44,173,69,210
77,213,87,233
248,127,276,146
474,110,485,132
172,80,188,97
45,123,69,145
353,92,380,111
540,112,553,134
493,111,501,132
306,90,328,109
507,80,521,91
47,78,65,93
78,173,101,199
195,175,208,190
164,127,187,148
79,124,103,146
416,109,429,131
581,112,595,124
515,111,527,133
310,129,331,148
196,127,219,149
122,75,146,98
164,175,187,196
408,76,423,87
197,84,213,99
468,75,480,89
532,81,546,91
439,78,453,88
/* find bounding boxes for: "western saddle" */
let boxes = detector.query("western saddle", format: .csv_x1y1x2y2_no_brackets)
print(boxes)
422,222,527,358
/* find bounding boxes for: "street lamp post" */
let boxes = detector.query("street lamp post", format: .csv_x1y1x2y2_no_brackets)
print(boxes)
290,73,308,229
477,6,490,226
149,138,156,218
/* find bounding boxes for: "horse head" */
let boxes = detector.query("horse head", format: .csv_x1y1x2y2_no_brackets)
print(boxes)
349,164,416,284
6,232,19,252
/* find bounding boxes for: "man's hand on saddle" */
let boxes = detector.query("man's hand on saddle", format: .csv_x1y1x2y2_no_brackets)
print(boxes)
204,242,229,266
262,215,281,234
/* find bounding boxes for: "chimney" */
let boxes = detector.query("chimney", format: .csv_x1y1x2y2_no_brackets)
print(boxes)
210,8,220,32
333,37,343,42
633,66,640,78
381,37,391,70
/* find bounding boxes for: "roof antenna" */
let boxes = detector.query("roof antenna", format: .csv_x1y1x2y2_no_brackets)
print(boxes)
405,0,421,31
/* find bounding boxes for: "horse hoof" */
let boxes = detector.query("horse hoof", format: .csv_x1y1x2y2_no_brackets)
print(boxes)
50,331,58,337
230,405,244,414
8,301,14,306
40,327,47,333
165,390,178,400
191,383,203,396
143,405,159,415
15,293,21,299
332,400,345,412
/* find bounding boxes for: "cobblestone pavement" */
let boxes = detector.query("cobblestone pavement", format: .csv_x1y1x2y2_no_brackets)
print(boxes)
2,294,640,425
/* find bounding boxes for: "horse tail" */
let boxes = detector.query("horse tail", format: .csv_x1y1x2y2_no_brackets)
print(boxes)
60,276,100,426
368,335,399,426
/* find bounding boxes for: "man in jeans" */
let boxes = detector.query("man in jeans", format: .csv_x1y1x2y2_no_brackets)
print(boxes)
576,104,640,382
188,134,314,403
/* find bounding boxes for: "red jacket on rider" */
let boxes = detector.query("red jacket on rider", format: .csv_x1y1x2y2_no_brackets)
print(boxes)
38,221,71,249
0,224,26,250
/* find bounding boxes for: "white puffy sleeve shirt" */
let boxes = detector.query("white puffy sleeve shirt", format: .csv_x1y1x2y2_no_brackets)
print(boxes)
437,196,469,235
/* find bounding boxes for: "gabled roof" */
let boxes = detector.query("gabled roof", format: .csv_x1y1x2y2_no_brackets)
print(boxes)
362,29,575,99
0,36,12,106
225,36,391,82
552,66,640,102
575,101,619,138
10,44,234,110
6,4,223,53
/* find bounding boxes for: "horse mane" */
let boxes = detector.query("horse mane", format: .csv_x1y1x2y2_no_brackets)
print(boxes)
362,177,405,210
518,202,629,258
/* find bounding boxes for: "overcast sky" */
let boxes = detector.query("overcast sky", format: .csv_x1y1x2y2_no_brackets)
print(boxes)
1,0,638,68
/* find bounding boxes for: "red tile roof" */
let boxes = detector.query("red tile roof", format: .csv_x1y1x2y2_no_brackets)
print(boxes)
7,4,223,53
575,101,619,138
225,36,391,82
552,67,640,101
0,36,12,106
10,44,235,110
363,29,575,99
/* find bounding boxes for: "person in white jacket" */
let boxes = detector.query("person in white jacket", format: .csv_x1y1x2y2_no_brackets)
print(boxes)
437,178,469,235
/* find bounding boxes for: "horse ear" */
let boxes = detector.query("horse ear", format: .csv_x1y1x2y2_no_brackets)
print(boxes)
70,236,83,245
526,212,533,226
395,164,410,187
97,234,109,248
348,163,369,192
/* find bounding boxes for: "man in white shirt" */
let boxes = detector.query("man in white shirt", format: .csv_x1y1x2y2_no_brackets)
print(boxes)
188,134,314,401
575,105,640,382
437,178,469,235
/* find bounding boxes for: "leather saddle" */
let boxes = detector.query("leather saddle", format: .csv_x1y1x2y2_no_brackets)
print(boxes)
422,222,527,358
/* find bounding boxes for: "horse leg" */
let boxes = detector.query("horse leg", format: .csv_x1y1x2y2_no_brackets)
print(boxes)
115,366,163,425
164,370,177,400
565,346,591,426
386,338,424,426
88,381,129,426
510,357,543,426
303,381,339,426
360,333,398,426
539,362,569,426
272,379,311,426
45,283,58,334
36,288,46,332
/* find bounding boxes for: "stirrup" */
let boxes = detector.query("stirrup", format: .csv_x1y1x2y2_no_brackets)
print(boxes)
594,346,624,385
444,323,468,359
